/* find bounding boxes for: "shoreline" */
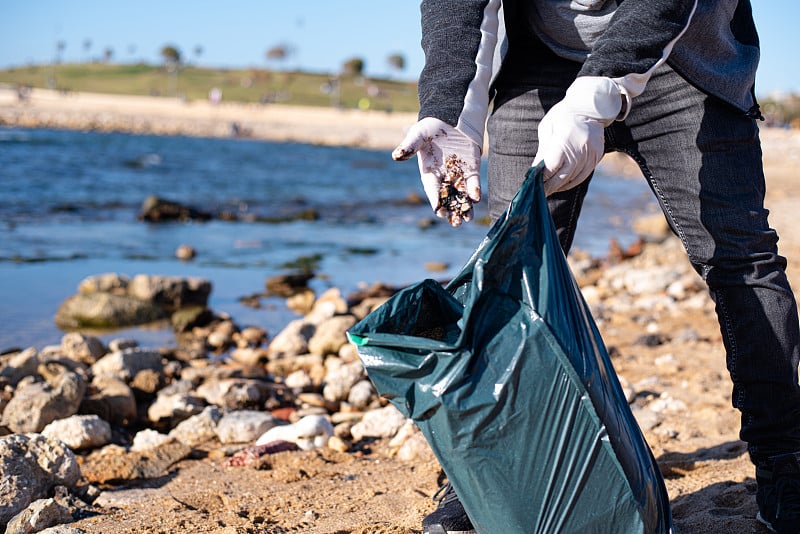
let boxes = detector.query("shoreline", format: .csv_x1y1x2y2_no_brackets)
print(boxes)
0,86,418,150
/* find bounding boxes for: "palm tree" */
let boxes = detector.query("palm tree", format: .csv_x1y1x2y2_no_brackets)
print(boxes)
160,44,182,97
265,44,293,70
342,57,365,77
387,53,406,76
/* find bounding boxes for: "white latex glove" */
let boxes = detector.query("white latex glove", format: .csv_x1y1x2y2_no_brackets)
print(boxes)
533,76,629,196
392,117,481,227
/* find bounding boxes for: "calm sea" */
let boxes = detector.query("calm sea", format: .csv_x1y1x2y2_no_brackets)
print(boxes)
0,127,658,351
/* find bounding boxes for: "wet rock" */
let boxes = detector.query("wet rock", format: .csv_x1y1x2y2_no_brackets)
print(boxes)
54,292,166,330
5,497,73,534
77,272,129,295
264,273,314,298
255,414,334,450
308,315,358,356
215,410,279,444
128,274,211,312
175,244,196,261
91,348,163,382
60,333,106,365
41,414,112,450
168,406,222,446
139,195,212,223
170,306,214,333
0,434,81,526
350,405,407,442
1,366,86,433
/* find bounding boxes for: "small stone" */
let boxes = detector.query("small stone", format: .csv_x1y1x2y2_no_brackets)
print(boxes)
285,369,313,390
176,244,196,261
424,261,448,272
350,405,407,441
215,410,279,444
308,315,356,355
5,498,73,534
41,414,111,450
322,360,364,403
327,435,350,453
91,348,164,382
347,380,375,409
130,429,173,452
60,332,106,364
169,406,222,446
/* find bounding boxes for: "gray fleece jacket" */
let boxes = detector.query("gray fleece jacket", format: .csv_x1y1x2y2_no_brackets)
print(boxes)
417,0,761,148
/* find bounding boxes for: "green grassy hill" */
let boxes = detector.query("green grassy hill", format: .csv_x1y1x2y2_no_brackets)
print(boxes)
0,63,420,113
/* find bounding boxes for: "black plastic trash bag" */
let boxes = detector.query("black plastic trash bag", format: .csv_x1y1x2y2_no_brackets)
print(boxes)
347,164,672,533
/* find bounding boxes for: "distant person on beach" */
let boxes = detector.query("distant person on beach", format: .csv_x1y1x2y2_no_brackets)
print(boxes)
392,1,800,532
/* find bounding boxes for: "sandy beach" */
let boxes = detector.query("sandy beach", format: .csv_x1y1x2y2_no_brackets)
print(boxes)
2,87,800,533
0,86,418,150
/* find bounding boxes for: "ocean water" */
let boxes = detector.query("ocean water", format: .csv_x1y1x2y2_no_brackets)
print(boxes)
0,127,658,351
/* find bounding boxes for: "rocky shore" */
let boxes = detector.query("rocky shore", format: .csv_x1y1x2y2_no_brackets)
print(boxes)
0,217,785,533
1,88,799,533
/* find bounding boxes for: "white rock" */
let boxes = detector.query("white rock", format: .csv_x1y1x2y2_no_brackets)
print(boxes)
215,410,278,444
130,429,173,452
268,319,315,358
255,414,334,450
350,405,408,441
169,406,222,446
347,380,375,409
322,360,365,403
41,414,111,450
285,369,313,390
91,348,163,381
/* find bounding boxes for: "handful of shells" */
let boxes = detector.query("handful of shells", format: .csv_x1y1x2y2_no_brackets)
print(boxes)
439,153,473,226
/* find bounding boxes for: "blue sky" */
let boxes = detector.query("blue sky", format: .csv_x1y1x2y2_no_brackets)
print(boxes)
1,1,797,97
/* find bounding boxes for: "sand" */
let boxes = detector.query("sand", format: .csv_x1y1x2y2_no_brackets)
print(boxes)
3,87,800,533
0,86,418,149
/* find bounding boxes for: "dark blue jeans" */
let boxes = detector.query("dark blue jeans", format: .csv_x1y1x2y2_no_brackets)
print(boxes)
487,38,800,464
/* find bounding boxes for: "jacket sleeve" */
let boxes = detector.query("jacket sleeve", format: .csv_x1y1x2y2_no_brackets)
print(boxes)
580,0,698,99
417,0,501,149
